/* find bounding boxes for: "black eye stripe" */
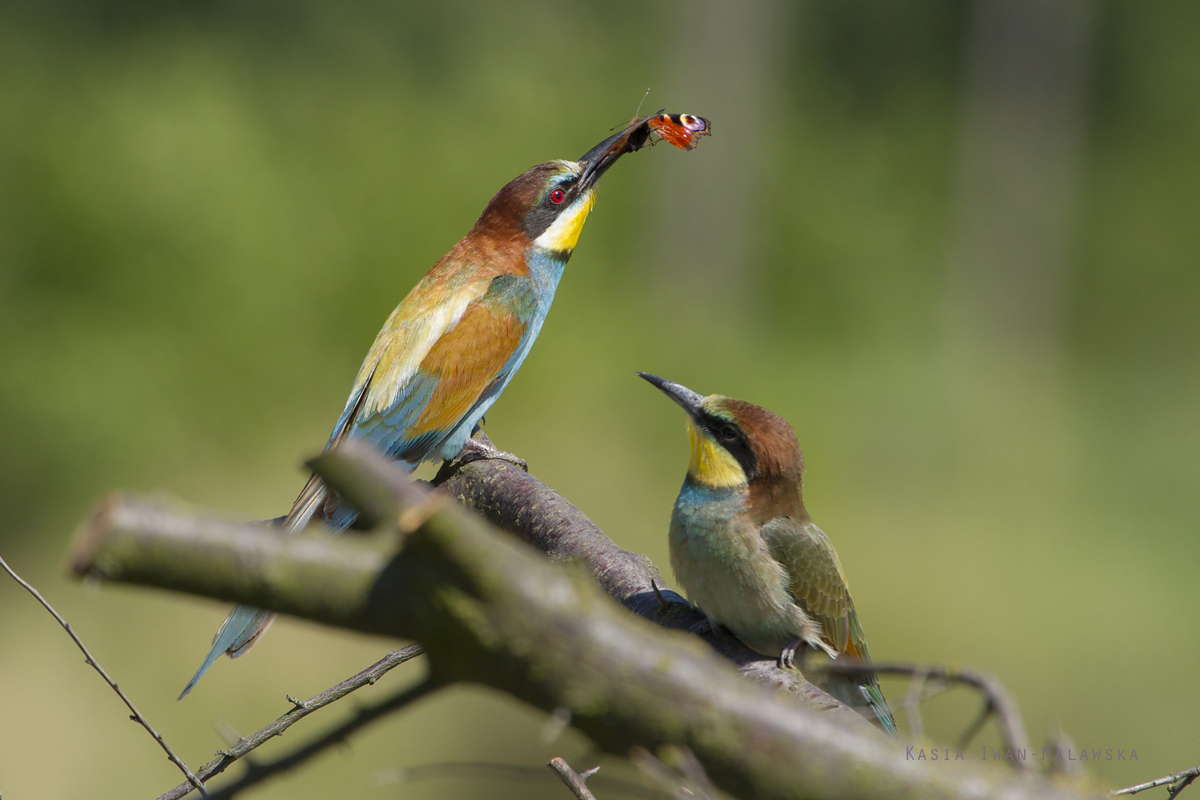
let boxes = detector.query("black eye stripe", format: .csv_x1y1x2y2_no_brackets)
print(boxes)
521,173,582,240
700,414,758,479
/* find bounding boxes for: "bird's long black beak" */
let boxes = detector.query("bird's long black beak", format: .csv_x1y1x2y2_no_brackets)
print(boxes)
637,372,705,419
577,115,656,190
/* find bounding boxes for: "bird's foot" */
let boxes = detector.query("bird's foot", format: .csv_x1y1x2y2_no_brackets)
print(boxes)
779,639,810,670
452,431,528,471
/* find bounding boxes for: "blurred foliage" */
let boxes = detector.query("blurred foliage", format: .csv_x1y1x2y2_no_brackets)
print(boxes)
1,1,1198,798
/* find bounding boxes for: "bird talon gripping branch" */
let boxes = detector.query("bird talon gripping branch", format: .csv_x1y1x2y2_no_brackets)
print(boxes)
454,432,528,471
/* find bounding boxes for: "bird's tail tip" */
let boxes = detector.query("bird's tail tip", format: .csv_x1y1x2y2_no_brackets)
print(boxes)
177,653,218,700
178,605,274,700
863,684,899,738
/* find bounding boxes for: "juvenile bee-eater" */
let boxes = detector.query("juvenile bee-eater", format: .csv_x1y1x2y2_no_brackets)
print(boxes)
639,373,897,736
177,118,689,699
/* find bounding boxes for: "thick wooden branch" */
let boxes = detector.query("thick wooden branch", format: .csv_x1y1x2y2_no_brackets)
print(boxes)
432,457,859,720
70,443,1101,800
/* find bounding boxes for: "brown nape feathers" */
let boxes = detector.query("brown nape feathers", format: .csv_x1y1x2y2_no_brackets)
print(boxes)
726,399,809,522
472,161,566,241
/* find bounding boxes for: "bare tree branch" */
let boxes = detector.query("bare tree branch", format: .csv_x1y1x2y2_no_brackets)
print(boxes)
1114,765,1200,797
368,760,658,798
1172,778,1199,800
156,644,423,800
70,442,1103,800
431,457,864,723
821,661,1033,769
903,667,931,741
0,554,208,796
203,677,440,799
630,746,716,800
548,757,600,800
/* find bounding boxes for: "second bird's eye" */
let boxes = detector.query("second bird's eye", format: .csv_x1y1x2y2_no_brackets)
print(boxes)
550,189,566,204
719,425,738,441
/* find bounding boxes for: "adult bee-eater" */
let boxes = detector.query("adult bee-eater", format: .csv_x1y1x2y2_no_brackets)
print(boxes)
638,373,897,736
177,117,702,699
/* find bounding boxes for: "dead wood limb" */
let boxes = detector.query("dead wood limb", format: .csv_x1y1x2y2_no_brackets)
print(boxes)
0,554,208,796
200,677,439,799
431,457,863,722
155,644,422,800
70,442,1102,800
631,746,718,800
1114,764,1200,797
821,660,1033,770
368,761,658,797
548,757,600,800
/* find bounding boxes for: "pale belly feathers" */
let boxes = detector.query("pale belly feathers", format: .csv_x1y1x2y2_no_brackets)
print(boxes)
669,480,814,656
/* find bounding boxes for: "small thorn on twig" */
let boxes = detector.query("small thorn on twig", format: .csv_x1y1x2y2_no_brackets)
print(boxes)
286,694,310,712
650,579,670,612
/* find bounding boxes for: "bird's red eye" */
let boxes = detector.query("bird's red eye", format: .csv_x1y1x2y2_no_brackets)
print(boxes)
550,189,566,204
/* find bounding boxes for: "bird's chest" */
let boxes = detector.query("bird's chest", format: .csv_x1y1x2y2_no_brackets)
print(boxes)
670,486,749,566
668,483,795,646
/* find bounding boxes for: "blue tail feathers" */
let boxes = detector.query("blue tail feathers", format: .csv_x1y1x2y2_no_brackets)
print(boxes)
177,439,423,699
862,681,899,738
825,672,898,738
178,605,274,699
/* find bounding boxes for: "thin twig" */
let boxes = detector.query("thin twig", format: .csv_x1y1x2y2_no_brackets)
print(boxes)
156,644,423,800
1114,764,1200,796
368,761,660,797
957,700,992,750
670,747,719,799
549,758,600,800
630,746,714,800
903,667,930,740
0,554,208,796
1169,776,1198,800
820,660,1032,768
205,677,440,799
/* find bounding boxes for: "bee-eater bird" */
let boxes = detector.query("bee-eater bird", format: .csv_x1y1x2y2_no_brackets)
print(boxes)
177,117,703,699
638,373,897,737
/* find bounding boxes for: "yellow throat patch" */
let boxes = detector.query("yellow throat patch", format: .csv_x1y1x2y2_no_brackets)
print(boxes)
686,418,748,488
532,189,596,253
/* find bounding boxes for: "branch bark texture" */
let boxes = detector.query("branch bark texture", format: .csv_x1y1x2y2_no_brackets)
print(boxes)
432,458,861,720
71,444,1103,800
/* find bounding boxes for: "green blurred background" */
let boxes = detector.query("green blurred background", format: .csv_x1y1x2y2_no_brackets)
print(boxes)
2,1,1198,797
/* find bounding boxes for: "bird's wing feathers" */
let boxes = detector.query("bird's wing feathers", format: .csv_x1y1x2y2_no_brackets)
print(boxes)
761,517,898,737
344,273,537,463
760,517,854,654
179,276,537,698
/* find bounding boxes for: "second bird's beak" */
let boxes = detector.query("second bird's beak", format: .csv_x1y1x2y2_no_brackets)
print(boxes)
638,372,705,419
577,118,654,190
